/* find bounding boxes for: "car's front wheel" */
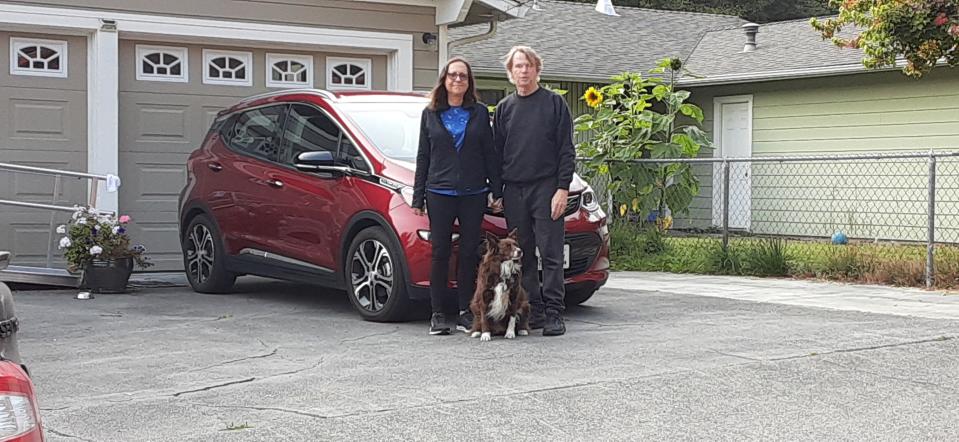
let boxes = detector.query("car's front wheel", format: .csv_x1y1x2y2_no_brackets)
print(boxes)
345,227,410,322
182,214,236,293
565,286,597,307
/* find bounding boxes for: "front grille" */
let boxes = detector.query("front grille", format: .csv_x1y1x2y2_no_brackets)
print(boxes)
564,232,601,277
562,194,581,217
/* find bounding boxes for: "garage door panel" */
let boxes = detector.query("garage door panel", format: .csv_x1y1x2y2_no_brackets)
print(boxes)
0,152,88,203
123,215,182,270
0,210,73,267
3,89,86,152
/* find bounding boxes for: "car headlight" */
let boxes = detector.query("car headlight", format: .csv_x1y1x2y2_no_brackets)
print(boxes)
400,186,415,207
581,185,600,212
379,177,416,207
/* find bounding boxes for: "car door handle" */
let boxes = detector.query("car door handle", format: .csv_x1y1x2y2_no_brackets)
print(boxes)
267,179,284,188
207,162,223,172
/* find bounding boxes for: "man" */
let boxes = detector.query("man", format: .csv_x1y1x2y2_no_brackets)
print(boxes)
493,46,576,336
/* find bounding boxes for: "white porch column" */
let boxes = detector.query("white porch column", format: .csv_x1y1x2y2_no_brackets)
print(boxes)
87,22,119,212
438,24,449,69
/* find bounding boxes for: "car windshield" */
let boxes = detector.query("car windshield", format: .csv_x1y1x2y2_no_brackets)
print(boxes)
338,101,426,162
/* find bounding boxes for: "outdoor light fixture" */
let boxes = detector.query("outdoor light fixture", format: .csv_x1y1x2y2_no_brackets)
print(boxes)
421,32,437,45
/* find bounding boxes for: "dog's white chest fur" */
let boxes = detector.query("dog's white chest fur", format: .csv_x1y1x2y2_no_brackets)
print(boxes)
488,260,520,321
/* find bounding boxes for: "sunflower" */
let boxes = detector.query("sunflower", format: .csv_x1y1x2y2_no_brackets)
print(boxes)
583,87,603,108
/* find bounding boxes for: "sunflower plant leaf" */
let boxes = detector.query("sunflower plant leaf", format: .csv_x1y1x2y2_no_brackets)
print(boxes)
574,58,711,225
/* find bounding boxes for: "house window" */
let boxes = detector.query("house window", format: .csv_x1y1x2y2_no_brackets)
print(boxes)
10,38,68,78
203,49,252,86
136,45,188,82
327,57,370,90
266,54,313,88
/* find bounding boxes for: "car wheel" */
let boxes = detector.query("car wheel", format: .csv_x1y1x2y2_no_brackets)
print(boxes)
565,287,597,307
182,214,236,293
345,227,410,322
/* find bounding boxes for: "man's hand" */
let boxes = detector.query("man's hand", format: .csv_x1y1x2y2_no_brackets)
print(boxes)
550,189,569,220
489,198,504,214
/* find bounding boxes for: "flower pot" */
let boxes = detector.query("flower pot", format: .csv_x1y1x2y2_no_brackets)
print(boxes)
81,257,134,294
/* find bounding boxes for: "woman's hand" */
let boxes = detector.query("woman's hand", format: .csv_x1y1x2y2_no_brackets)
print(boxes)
489,197,504,214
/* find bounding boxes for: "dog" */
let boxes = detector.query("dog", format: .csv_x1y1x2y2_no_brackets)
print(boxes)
469,229,530,341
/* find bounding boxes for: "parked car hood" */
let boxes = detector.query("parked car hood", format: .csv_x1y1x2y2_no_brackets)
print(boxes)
380,159,588,193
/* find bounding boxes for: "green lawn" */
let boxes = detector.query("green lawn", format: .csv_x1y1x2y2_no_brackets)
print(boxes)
610,222,959,289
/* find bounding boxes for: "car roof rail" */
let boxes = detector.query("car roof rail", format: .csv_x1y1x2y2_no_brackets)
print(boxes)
236,88,337,105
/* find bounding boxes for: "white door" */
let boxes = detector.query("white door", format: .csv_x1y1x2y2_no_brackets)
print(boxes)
712,96,752,230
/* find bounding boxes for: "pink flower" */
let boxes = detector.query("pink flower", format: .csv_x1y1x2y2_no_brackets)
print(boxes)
934,13,949,27
119,215,131,223
950,24,959,37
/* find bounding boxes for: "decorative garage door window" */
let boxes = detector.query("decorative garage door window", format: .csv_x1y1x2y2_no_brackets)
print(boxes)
266,54,313,88
203,50,252,86
136,45,188,82
327,57,370,90
10,37,67,78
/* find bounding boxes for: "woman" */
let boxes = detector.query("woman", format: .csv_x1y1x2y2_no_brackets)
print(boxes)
412,57,503,335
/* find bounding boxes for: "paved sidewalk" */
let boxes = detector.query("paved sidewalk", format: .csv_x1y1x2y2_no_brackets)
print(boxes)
606,271,959,320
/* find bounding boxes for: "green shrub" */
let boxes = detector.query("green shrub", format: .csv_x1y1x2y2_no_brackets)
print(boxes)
741,238,790,276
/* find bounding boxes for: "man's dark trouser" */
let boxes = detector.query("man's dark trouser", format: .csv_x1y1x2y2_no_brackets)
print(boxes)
503,178,566,314
426,191,487,314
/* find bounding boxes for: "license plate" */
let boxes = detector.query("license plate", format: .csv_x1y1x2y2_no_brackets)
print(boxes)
536,244,570,270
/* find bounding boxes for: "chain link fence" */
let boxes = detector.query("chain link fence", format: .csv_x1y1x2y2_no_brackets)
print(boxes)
577,151,959,288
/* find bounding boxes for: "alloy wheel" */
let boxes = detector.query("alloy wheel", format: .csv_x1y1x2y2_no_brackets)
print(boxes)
350,239,394,312
186,224,215,284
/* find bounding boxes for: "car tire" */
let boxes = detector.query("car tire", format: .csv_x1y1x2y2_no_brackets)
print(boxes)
565,287,597,307
345,227,410,322
182,214,236,294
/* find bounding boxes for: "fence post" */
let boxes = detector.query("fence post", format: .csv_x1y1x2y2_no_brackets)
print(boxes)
46,174,62,268
722,159,730,252
927,152,937,289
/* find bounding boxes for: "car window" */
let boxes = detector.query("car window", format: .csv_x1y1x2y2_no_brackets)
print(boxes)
337,137,370,173
281,104,341,165
225,105,286,162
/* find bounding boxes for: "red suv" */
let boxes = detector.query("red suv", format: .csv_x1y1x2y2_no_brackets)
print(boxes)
178,90,609,321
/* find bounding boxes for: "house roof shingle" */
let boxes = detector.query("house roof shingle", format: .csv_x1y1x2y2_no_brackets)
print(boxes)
450,0,745,81
682,17,865,84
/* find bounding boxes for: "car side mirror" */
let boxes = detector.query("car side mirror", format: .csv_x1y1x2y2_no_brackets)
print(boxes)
294,151,335,172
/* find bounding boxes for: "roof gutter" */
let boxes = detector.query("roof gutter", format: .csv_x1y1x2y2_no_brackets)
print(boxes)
448,19,497,54
677,62,902,87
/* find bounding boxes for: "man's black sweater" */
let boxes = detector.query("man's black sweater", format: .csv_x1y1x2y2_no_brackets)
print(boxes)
493,87,576,190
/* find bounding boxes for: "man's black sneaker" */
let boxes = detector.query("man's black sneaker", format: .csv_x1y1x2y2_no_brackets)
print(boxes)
529,306,546,330
543,310,566,336
429,312,450,335
456,310,474,333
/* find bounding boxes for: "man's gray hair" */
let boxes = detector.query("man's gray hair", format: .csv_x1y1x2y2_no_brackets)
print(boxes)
502,45,542,84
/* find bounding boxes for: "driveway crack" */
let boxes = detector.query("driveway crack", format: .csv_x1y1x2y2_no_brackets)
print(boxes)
172,377,256,397
189,349,278,372
771,335,955,361
45,428,95,442
339,327,399,344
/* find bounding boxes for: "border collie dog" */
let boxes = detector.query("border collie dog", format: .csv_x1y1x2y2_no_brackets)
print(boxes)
469,230,530,341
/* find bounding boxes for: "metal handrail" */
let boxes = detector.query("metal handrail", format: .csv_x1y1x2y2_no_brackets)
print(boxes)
0,162,115,269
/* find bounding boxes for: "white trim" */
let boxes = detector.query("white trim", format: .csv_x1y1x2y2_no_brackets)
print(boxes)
712,95,753,230
327,57,372,90
88,28,119,212
437,0,472,25
202,49,253,87
266,53,314,89
135,44,188,83
9,37,68,78
0,3,414,91
438,25,449,71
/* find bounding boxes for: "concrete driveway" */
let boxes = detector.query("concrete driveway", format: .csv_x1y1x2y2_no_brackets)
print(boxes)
13,273,959,441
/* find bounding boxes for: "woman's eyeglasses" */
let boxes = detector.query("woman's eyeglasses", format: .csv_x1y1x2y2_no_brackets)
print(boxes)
446,72,469,82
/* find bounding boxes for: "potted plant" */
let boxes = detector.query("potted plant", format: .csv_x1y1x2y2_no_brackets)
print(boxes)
57,206,153,293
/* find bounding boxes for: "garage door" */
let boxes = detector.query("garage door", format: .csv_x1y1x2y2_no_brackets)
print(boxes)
118,41,387,271
0,32,87,267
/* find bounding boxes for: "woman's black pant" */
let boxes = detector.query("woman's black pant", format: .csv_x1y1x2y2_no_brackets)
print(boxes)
425,191,487,314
